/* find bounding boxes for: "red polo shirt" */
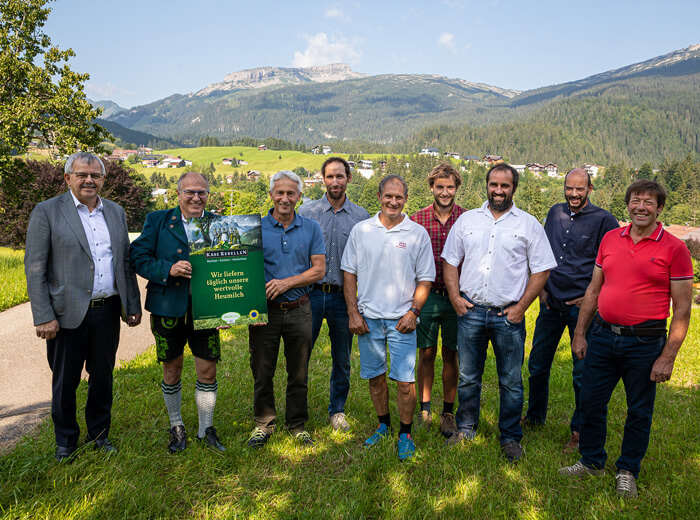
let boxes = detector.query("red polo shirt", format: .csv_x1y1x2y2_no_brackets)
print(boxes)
596,222,693,325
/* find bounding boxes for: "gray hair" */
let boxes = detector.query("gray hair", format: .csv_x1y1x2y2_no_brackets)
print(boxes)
378,174,408,197
270,170,303,192
64,152,106,176
177,171,209,190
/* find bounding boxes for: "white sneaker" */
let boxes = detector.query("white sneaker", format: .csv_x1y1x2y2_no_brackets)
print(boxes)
329,412,350,432
559,460,605,477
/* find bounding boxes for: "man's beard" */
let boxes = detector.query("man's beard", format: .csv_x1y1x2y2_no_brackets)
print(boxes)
488,192,512,212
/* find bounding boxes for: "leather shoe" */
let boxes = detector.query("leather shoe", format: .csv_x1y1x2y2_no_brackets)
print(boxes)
169,424,187,453
55,445,77,462
563,431,580,454
196,426,226,452
93,438,118,454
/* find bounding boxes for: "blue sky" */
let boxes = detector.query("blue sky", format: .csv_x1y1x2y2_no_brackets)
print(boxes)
45,0,699,108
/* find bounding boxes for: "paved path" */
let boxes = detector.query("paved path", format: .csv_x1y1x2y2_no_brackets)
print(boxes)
0,277,152,454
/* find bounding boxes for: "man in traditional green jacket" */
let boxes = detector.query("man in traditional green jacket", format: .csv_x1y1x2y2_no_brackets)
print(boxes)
131,172,225,454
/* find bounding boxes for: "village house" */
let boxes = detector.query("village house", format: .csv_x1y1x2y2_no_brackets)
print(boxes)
311,146,320,154
544,163,559,177
526,163,544,173
347,160,356,169
378,161,387,172
483,154,503,164
137,146,153,155
444,152,461,160
511,164,526,174
247,170,261,181
322,146,332,155
582,164,601,178
420,148,439,157
258,144,267,151
161,156,185,168
142,159,159,168
303,172,324,187
462,155,480,161
222,158,234,166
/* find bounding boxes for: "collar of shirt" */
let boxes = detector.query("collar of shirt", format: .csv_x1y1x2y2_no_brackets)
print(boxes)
478,200,521,221
181,209,205,225
320,194,350,213
369,212,412,231
266,207,302,230
69,190,103,212
620,221,663,242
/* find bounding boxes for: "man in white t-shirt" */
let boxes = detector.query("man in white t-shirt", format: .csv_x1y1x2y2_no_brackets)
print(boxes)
442,163,556,462
341,175,435,461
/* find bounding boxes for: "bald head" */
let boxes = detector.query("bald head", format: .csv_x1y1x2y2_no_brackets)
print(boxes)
564,168,592,212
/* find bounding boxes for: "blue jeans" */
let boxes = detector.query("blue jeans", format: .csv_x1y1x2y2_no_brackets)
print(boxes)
579,322,665,478
526,304,585,432
455,305,526,445
309,289,353,415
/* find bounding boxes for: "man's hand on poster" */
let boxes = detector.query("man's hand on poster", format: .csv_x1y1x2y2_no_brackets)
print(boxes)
169,260,192,279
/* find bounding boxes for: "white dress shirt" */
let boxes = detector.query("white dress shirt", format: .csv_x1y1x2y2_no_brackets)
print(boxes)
70,191,118,299
442,201,556,307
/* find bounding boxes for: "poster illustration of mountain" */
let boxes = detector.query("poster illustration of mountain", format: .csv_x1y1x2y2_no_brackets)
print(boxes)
185,214,267,329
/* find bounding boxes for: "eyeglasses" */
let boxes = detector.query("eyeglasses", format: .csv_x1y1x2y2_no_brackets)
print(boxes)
71,172,106,180
180,189,210,198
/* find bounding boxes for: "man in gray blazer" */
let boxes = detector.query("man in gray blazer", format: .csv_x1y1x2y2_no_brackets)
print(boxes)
25,152,141,461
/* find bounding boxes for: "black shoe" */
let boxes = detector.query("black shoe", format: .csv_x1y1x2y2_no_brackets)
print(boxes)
197,426,226,452
55,445,77,462
92,437,118,454
502,441,523,463
169,424,187,453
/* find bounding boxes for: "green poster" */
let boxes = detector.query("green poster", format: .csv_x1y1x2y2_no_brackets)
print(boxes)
186,214,268,329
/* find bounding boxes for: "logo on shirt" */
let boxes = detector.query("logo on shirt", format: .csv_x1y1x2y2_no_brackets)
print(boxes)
396,241,407,249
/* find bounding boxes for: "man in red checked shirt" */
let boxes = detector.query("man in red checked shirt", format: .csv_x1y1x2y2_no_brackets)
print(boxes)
559,180,693,499
410,163,465,437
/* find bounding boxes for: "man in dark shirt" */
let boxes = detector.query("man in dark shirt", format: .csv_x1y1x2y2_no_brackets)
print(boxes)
523,168,619,452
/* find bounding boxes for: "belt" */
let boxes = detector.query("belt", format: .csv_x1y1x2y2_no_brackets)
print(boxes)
267,294,310,311
313,283,343,294
594,314,667,337
90,295,119,308
431,287,449,297
463,294,517,313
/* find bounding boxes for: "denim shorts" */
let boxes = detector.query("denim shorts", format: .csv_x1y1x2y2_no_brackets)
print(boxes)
357,317,417,382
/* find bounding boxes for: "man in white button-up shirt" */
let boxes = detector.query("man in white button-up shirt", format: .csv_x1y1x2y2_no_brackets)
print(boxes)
441,163,556,462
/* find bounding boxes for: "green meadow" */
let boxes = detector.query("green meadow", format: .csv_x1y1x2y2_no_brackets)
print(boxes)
133,146,389,177
0,247,27,311
1,301,698,519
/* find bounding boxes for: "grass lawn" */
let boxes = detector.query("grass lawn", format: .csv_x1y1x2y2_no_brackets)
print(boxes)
0,247,27,311
1,303,698,519
133,146,391,178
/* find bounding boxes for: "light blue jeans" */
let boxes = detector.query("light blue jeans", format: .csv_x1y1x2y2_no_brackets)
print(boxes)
357,317,417,382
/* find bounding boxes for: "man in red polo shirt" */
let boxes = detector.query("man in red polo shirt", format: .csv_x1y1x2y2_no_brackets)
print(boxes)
410,163,465,437
559,180,693,499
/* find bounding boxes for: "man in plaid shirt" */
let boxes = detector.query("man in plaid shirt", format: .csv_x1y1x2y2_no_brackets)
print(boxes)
410,163,466,437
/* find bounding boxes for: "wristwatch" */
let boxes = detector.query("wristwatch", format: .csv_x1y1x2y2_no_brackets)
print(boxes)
410,307,421,317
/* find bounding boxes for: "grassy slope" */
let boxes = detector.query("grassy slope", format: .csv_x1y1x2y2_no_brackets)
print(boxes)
134,146,390,177
1,303,698,519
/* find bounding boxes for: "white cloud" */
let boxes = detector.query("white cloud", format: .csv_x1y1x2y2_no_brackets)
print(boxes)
324,7,345,19
293,33,361,67
86,82,134,99
438,33,456,53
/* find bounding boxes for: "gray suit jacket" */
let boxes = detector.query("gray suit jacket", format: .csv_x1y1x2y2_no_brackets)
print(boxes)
25,191,141,329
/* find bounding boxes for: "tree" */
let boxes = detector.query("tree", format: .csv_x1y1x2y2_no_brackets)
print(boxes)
0,159,151,247
0,0,108,163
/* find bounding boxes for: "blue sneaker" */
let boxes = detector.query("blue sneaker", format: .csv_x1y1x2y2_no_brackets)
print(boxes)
364,423,391,447
397,433,416,461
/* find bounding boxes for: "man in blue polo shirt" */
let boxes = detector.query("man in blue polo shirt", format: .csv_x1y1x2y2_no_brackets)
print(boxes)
522,168,618,452
246,171,325,449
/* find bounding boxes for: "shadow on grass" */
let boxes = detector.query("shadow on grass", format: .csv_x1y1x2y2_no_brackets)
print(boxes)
1,317,699,519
